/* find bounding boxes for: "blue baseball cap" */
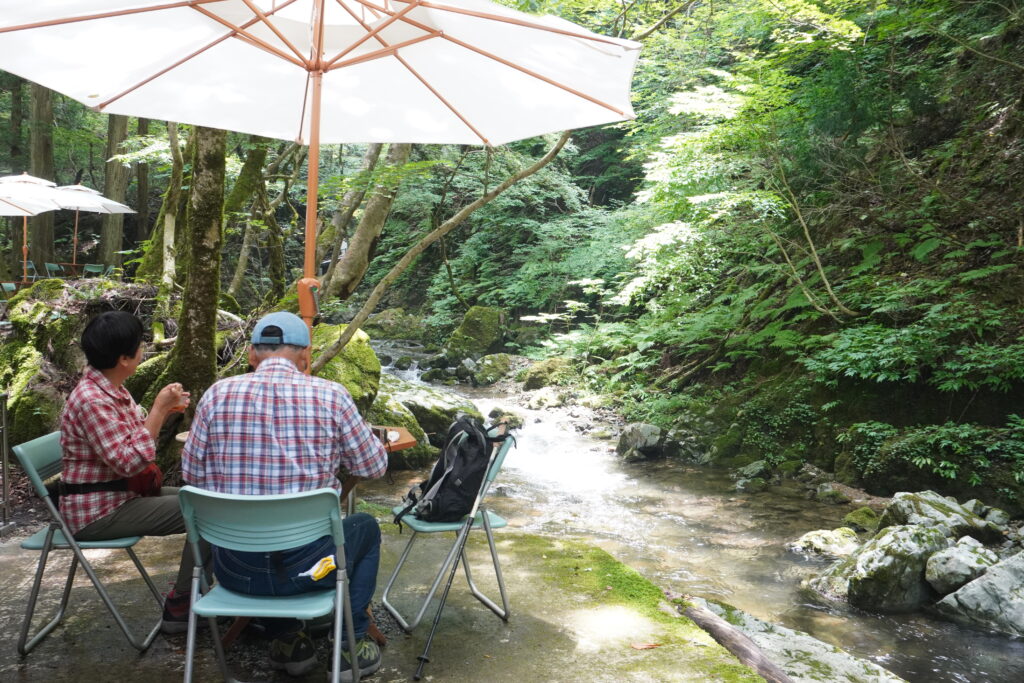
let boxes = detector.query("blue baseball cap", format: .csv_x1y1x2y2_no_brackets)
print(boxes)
251,311,310,347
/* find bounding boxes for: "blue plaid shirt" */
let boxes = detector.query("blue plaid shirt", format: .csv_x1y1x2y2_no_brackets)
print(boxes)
182,357,387,494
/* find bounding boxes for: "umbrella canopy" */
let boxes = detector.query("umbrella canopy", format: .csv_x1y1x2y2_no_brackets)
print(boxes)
54,185,134,215
0,175,61,282
0,1,639,146
0,0,640,323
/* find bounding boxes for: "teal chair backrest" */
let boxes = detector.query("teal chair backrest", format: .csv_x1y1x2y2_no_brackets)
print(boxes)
25,260,38,277
11,432,63,500
178,486,344,553
485,428,515,484
82,264,104,276
1,282,17,297
44,263,63,277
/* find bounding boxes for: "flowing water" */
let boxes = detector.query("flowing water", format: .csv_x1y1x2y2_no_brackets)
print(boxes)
366,349,1024,682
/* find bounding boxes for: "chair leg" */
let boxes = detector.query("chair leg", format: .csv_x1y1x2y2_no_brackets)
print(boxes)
336,571,361,683
381,530,464,632
69,542,160,651
18,528,76,655
462,513,509,621
126,547,165,606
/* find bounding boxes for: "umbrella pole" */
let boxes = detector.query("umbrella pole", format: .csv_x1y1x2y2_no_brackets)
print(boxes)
297,68,324,345
21,216,28,284
72,210,79,267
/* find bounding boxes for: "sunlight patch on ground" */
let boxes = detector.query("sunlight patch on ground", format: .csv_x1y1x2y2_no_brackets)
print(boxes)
566,605,659,652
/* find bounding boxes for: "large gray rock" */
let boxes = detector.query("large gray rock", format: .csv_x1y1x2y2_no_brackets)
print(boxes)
615,423,662,459
378,374,482,447
925,537,999,595
689,597,905,682
936,551,1024,637
809,525,949,611
787,528,861,558
878,491,1003,543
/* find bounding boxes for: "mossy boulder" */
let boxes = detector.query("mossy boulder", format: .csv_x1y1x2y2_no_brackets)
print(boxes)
442,306,506,361
363,308,427,341
487,406,525,430
810,525,949,612
878,491,1003,544
925,537,999,595
522,357,571,390
936,551,1024,637
366,388,439,470
6,279,85,373
378,374,482,447
7,382,63,445
311,324,381,415
473,353,512,386
843,506,881,533
127,352,171,405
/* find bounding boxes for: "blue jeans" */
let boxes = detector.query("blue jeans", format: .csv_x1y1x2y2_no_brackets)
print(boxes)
212,512,380,639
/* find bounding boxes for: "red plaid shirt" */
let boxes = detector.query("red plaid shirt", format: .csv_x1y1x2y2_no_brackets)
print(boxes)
59,366,156,534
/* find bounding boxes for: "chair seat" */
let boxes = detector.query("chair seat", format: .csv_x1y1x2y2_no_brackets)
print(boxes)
21,527,141,551
192,584,336,620
391,506,507,533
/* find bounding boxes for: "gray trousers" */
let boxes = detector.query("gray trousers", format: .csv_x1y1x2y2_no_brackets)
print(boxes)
75,487,207,595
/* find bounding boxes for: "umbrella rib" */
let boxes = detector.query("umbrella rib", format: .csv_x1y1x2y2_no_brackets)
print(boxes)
393,53,490,145
323,0,425,69
334,0,390,48
325,34,436,71
413,1,633,49
359,0,629,118
239,0,310,66
97,0,303,111
192,5,307,68
0,0,227,34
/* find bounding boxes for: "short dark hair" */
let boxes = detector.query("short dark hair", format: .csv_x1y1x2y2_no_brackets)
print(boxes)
81,311,144,369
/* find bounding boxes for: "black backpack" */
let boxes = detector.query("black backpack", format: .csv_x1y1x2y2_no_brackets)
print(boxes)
394,416,508,527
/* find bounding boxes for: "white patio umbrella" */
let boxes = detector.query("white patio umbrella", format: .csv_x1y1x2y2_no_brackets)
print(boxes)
0,174,62,283
0,0,640,325
55,185,135,267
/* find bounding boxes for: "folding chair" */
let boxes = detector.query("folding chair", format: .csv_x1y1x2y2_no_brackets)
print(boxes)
103,264,121,279
382,425,514,632
81,264,104,277
12,432,164,655
178,486,363,683
44,262,65,278
24,260,39,281
1,282,16,298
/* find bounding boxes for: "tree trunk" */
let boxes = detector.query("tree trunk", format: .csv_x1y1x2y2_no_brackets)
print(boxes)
312,132,570,372
324,143,410,301
100,114,131,267
158,126,227,470
682,602,794,683
9,75,24,171
321,142,383,293
135,118,150,241
224,136,268,216
227,218,256,300
261,182,287,302
28,83,55,269
161,123,185,293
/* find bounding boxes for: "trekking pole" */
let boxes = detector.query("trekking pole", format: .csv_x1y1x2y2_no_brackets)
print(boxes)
412,429,505,681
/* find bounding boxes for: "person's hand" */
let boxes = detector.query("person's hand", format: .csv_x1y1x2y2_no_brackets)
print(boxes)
154,383,190,415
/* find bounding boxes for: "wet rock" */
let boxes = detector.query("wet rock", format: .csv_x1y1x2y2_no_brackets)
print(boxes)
688,597,906,682
963,499,989,517
589,427,615,440
843,506,881,533
615,423,662,459
816,483,851,505
734,476,768,493
878,491,1003,543
393,355,414,371
487,406,524,430
473,353,513,386
420,368,449,383
455,358,477,381
810,525,949,611
522,357,571,390
925,537,999,595
936,551,1024,637
736,459,768,479
527,387,566,410
362,307,428,341
377,352,394,366
985,507,1011,529
378,374,482,447
796,463,829,485
788,528,861,558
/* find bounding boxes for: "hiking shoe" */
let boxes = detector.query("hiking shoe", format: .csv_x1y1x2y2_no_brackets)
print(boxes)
333,637,382,682
271,630,318,677
160,589,192,634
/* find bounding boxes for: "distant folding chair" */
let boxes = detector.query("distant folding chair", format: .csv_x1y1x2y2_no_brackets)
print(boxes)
1,282,17,297
12,432,164,655
178,486,363,683
23,260,39,281
43,262,65,279
103,264,121,279
382,425,514,633
81,264,104,277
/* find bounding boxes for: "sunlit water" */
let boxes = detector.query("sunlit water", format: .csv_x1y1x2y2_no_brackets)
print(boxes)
364,353,1024,682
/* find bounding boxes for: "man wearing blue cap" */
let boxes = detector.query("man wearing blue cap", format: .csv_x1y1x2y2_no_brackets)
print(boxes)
182,311,387,680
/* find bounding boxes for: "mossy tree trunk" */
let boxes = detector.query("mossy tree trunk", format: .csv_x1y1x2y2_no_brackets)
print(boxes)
137,124,190,283
321,142,383,294
224,137,269,299
324,143,411,301
100,114,131,267
28,83,55,268
156,126,226,469
135,117,150,241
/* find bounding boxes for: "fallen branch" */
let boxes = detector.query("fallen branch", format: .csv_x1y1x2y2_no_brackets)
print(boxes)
682,599,794,683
